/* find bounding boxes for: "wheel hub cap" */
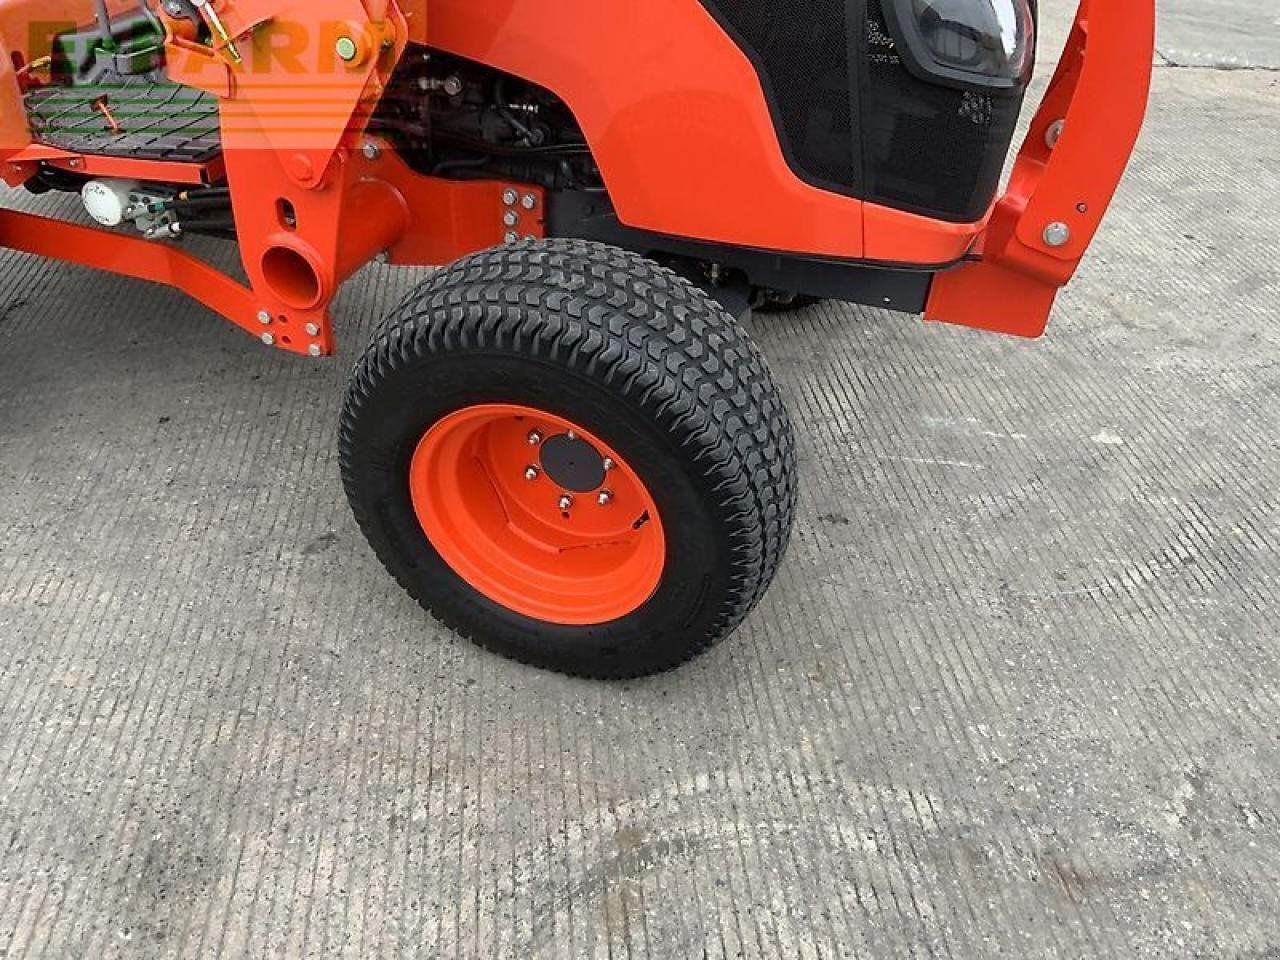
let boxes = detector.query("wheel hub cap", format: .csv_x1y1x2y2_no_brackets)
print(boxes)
539,432,608,493
409,404,666,625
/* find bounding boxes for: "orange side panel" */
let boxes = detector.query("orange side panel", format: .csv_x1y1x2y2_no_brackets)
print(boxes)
863,203,992,266
424,0,979,265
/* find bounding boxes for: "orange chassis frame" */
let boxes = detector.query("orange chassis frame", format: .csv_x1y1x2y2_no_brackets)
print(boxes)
0,0,1154,357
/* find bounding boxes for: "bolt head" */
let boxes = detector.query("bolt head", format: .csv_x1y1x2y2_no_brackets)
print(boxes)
257,311,272,326
524,466,539,481
521,193,538,211
1045,119,1066,149
308,344,323,358
566,430,577,441
305,322,321,336
503,210,520,227
502,188,519,206
335,36,359,62
1043,222,1071,248
597,490,613,506
602,458,615,472
503,231,519,245
288,153,316,184
558,494,574,511
261,332,275,346
527,430,543,446
361,141,381,161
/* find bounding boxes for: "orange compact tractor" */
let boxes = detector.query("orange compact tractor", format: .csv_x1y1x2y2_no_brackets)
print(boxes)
0,0,1154,676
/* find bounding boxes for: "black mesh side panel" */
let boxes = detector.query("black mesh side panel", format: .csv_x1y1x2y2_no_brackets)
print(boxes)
698,0,859,192
699,0,1026,225
860,0,1025,222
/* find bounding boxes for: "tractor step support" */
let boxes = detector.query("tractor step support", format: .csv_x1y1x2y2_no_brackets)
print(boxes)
24,77,221,165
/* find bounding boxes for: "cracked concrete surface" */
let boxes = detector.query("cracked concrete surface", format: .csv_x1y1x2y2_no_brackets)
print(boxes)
1040,0,1280,73
1,1,1279,958
1157,0,1280,71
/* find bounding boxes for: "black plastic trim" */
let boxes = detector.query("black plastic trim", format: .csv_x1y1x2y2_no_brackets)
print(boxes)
547,191,941,315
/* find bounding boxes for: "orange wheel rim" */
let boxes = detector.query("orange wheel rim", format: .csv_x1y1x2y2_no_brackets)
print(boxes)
409,404,667,625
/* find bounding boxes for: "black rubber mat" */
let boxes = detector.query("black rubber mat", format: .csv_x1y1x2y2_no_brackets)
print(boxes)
23,76,221,163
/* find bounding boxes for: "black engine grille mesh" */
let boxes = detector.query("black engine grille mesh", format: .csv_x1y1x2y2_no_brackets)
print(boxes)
700,0,1027,225
859,0,1024,222
698,0,858,192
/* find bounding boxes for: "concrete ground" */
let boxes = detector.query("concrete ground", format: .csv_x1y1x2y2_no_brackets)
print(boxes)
1,2,1278,957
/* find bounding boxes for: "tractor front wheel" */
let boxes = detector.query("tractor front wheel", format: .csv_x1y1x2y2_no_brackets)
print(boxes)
339,240,797,678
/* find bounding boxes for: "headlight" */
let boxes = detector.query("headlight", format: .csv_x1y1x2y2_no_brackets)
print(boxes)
884,0,1036,93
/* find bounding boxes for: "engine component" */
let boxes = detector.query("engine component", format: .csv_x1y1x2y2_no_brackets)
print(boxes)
371,50,601,193
80,178,189,239
80,178,137,227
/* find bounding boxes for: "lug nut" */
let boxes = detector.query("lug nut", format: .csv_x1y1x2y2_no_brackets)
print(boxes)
558,494,574,511
502,188,519,206
597,489,613,506
521,193,538,211
527,430,543,446
524,466,539,481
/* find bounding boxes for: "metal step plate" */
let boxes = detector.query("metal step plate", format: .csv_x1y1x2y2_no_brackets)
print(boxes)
24,76,221,164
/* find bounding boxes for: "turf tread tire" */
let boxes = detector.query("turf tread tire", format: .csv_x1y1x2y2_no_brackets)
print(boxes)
339,239,797,678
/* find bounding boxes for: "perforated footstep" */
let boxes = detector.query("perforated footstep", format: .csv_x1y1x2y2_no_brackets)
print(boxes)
24,76,221,163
